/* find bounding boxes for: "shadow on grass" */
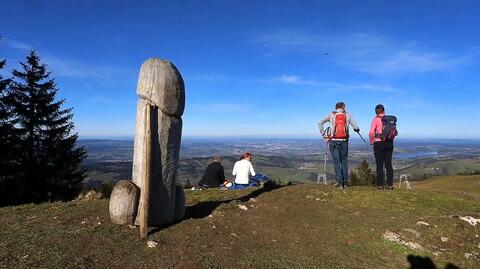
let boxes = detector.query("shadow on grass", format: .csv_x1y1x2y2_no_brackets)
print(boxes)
184,180,285,219
149,181,285,235
407,255,459,269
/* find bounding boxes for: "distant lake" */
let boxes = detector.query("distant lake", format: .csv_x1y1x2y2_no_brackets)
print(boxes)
395,151,438,159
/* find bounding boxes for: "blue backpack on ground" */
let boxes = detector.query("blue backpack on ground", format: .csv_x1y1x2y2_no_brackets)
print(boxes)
250,173,269,182
227,174,268,190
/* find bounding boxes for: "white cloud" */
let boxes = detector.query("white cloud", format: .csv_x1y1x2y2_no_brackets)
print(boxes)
279,74,316,85
3,39,31,51
254,30,475,74
189,103,251,113
267,74,401,93
325,82,400,93
43,55,134,79
2,38,134,79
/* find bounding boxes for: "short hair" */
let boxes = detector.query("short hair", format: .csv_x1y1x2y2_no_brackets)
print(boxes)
242,152,252,159
212,156,222,163
375,104,385,115
335,102,345,109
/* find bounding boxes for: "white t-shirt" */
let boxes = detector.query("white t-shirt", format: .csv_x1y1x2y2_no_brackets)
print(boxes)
232,159,256,184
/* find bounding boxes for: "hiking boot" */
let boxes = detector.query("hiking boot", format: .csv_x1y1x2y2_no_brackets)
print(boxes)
386,186,395,191
376,186,384,190
334,183,341,188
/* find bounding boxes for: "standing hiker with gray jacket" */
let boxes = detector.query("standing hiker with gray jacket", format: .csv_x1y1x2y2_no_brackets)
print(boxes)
318,102,360,188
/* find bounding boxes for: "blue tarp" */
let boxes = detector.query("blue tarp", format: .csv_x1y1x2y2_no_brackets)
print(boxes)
250,173,269,182
227,173,269,190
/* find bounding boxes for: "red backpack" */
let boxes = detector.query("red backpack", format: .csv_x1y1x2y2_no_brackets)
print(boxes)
332,112,349,139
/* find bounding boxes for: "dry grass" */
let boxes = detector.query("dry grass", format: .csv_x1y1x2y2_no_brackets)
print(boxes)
1,177,479,268
412,175,480,202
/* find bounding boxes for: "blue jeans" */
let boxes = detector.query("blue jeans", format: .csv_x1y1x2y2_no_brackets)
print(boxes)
329,140,349,186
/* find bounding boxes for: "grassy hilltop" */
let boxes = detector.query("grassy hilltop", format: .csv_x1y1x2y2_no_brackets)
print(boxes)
1,176,479,268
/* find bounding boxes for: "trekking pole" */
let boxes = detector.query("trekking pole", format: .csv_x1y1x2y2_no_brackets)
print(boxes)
323,140,328,184
356,131,367,144
318,127,330,185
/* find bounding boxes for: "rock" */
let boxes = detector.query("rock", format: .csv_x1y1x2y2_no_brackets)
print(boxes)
441,236,449,242
383,231,423,250
459,216,480,226
147,241,158,248
402,228,420,238
416,221,430,226
132,58,186,227
76,190,102,201
238,205,248,211
464,253,473,259
109,180,140,225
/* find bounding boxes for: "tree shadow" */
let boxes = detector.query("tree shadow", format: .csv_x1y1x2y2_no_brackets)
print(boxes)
407,255,460,269
149,181,285,235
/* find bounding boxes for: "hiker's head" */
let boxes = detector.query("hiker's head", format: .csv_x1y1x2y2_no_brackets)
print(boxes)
242,152,252,161
335,102,345,111
375,104,385,115
212,156,222,163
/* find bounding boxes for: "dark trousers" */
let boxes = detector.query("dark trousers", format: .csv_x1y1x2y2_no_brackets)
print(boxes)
373,141,394,187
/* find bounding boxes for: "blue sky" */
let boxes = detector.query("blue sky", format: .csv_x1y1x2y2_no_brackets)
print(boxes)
1,0,479,139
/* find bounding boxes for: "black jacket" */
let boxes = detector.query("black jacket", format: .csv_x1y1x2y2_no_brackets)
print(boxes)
198,162,225,188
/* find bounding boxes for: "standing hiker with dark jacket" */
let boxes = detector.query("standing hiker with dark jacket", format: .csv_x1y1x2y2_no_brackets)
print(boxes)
369,104,397,190
198,156,226,188
318,102,360,188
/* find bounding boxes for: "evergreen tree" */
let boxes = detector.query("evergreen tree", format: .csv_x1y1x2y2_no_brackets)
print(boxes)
357,159,375,186
0,54,16,205
9,50,86,203
348,170,361,186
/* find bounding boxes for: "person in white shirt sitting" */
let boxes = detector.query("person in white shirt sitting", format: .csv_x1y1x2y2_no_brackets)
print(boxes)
232,152,256,185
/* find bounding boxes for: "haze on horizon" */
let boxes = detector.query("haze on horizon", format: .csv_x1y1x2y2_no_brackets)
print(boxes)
1,1,479,139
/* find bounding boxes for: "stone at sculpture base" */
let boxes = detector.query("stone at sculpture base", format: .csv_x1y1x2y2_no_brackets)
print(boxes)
109,180,140,225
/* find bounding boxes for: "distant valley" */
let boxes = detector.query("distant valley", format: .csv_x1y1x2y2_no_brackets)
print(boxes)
78,138,480,187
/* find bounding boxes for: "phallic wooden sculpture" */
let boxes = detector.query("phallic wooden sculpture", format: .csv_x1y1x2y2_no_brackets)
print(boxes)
109,58,186,234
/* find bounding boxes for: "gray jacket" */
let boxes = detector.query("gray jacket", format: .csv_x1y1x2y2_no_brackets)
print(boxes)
318,109,359,141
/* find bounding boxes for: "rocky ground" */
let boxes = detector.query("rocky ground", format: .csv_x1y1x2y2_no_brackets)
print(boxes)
1,176,479,268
